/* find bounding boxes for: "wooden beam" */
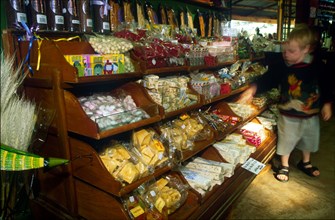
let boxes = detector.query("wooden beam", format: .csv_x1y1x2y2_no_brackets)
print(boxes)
232,15,278,24
232,5,278,13
244,3,278,16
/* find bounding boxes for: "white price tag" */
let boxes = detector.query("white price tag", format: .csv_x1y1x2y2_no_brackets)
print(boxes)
103,22,110,30
37,14,47,24
86,19,93,27
55,15,64,24
72,19,80,24
17,12,27,23
241,158,265,175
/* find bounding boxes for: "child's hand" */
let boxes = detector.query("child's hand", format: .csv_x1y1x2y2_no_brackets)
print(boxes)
321,103,332,121
236,84,257,104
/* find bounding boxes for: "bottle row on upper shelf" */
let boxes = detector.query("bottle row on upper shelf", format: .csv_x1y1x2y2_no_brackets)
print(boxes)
6,0,230,37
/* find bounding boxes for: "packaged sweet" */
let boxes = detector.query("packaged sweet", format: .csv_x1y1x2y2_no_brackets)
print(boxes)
131,128,170,169
135,178,168,219
139,75,198,112
138,175,188,216
145,1,158,24
109,0,121,32
198,109,230,134
135,0,146,28
166,7,178,30
99,141,151,184
88,35,134,54
158,3,167,24
78,90,150,131
154,175,189,214
207,11,213,37
240,122,266,147
123,0,135,23
197,10,205,38
122,191,147,220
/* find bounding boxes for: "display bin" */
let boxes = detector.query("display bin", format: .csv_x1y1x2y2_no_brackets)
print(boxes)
75,179,129,220
188,59,237,72
17,39,141,83
160,84,204,119
158,171,201,219
205,84,249,105
154,115,216,162
183,125,276,207
205,102,244,141
70,137,172,197
70,135,201,219
25,82,163,140
169,187,200,219
130,51,189,74
138,81,204,120
179,123,216,162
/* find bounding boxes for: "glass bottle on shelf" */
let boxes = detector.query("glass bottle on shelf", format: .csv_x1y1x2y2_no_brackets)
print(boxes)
46,0,64,31
26,0,48,30
78,0,93,33
91,0,111,34
5,0,27,28
62,0,80,32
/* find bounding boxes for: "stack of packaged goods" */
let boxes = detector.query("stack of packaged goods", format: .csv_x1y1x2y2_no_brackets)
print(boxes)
139,75,199,112
179,157,235,197
122,175,189,219
78,91,150,131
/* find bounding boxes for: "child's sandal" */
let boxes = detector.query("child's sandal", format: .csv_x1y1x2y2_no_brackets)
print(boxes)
297,160,319,177
275,165,289,182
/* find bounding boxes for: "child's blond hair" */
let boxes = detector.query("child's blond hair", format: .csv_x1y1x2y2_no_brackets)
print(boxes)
288,23,318,52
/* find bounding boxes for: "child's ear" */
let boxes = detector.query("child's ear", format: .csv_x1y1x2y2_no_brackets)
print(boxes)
304,44,311,53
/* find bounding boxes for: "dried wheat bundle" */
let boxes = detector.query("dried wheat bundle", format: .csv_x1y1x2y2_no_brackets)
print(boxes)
1,54,24,113
0,53,37,151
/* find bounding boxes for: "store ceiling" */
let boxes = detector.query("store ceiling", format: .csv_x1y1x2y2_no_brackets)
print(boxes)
231,0,279,23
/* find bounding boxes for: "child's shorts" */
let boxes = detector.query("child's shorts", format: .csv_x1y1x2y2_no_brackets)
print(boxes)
276,114,320,156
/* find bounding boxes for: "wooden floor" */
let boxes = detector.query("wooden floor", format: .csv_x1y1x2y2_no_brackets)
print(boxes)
227,116,335,219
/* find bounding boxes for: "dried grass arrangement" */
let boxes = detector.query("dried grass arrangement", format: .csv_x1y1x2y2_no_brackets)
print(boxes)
0,51,69,219
0,53,37,219
1,54,37,151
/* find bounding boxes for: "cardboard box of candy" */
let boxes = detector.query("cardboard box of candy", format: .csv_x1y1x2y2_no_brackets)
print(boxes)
64,54,125,77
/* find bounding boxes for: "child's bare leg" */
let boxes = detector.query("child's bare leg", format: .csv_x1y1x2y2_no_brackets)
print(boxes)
301,151,320,176
276,154,290,181
281,154,290,167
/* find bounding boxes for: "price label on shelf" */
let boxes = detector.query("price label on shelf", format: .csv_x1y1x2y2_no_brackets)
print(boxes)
242,158,266,175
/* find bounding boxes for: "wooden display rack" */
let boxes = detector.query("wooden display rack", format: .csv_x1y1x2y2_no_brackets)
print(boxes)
2,29,276,220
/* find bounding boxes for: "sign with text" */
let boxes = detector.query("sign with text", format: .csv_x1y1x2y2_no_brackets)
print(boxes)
242,158,266,175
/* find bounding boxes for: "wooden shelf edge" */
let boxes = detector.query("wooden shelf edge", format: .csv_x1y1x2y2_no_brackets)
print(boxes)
69,72,143,84
24,77,53,89
204,84,250,105
144,65,189,75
